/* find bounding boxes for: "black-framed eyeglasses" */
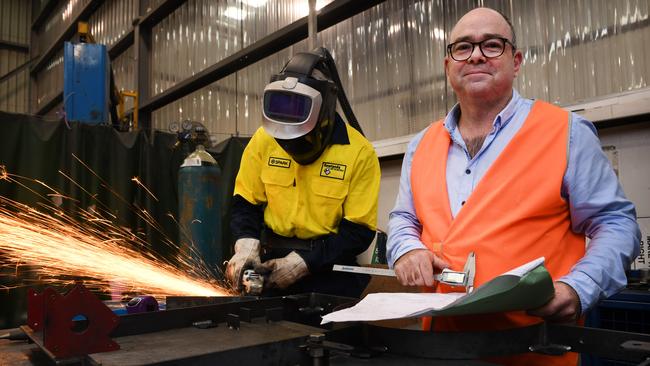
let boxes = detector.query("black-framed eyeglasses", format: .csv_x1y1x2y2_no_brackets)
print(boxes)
446,37,516,61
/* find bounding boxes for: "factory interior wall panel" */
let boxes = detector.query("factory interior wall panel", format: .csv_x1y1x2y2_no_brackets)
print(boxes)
0,50,29,113
147,0,167,11
34,48,64,113
0,1,29,51
149,0,326,100
112,45,137,111
88,0,138,49
400,0,448,133
599,122,650,219
43,101,64,119
152,73,239,144
0,68,29,114
511,1,550,103
32,0,51,19
150,0,242,97
34,0,90,57
317,1,414,141
0,0,30,45
241,0,325,48
148,0,648,140
20,0,650,137
599,121,650,270
0,0,30,114
292,0,448,140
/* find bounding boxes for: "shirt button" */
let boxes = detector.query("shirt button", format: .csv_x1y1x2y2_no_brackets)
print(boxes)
465,169,471,174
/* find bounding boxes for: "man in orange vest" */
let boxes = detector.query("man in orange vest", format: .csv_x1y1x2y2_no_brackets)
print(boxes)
386,7,640,366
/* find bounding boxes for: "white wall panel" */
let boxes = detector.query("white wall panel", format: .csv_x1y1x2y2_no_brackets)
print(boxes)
599,122,650,219
88,0,138,48
36,0,89,56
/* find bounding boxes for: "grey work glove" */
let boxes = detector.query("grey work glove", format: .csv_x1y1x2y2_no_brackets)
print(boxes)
256,251,309,289
225,238,261,290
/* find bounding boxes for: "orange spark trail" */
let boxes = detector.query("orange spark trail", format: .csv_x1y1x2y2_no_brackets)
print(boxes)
131,176,158,202
0,195,232,298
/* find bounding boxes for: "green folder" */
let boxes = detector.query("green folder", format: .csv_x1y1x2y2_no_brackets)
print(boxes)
433,265,554,316
321,261,555,324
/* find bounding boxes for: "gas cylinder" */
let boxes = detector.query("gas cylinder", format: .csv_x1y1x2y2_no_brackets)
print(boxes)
178,144,222,278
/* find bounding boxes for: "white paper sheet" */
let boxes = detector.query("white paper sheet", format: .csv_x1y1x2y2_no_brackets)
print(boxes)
321,257,545,324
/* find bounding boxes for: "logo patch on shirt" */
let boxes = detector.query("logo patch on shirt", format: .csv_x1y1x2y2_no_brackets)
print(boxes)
268,157,291,168
320,162,346,180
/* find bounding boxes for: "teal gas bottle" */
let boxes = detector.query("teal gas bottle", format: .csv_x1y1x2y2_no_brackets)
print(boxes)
178,145,222,278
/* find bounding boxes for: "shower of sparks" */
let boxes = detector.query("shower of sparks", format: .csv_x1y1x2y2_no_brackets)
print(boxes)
131,176,159,202
0,165,233,298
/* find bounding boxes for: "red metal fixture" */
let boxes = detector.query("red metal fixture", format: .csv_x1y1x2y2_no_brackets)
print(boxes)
26,284,120,359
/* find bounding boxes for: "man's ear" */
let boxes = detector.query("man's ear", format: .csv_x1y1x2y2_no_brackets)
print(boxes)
513,49,523,77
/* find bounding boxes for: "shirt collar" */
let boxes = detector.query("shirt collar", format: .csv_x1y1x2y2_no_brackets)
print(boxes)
330,113,350,145
443,89,522,135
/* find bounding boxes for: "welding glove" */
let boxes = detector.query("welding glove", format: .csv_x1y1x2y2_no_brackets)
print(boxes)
256,251,309,289
225,238,261,290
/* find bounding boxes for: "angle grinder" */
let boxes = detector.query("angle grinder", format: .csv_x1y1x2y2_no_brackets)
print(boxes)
241,269,264,296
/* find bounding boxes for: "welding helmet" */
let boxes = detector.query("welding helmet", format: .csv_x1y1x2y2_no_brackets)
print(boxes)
262,48,339,165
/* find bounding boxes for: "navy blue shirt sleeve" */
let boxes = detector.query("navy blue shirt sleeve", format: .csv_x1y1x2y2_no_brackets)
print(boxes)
299,218,375,273
231,194,264,240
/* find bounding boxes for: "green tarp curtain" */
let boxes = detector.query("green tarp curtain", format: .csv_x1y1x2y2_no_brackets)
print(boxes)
0,111,248,328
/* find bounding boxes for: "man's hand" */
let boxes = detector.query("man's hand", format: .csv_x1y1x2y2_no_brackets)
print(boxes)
394,249,449,287
527,282,581,323
256,251,309,289
225,238,261,290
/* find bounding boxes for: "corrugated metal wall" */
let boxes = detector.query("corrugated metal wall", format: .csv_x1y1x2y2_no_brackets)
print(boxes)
31,0,90,113
4,0,650,137
88,0,138,48
150,0,650,144
35,49,64,112
27,0,139,116
0,0,30,113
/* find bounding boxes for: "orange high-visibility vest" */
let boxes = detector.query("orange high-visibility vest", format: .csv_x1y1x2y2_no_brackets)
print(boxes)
411,101,585,366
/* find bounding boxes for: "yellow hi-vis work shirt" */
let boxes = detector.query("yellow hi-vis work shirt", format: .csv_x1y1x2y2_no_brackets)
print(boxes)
234,124,380,239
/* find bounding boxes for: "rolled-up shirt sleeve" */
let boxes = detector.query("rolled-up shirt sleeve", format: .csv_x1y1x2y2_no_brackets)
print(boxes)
558,113,641,313
387,130,429,268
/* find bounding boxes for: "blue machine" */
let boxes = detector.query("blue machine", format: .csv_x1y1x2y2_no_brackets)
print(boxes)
178,145,223,278
63,42,109,124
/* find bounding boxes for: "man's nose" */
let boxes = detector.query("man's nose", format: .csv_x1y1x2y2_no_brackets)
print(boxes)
467,44,486,63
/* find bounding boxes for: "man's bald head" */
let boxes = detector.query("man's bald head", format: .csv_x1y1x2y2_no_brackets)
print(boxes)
444,7,523,107
450,8,516,48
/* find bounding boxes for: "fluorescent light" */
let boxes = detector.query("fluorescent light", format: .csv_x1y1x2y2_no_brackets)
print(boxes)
242,0,267,8
224,6,246,20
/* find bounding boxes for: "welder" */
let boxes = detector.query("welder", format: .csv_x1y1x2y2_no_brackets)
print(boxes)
225,47,380,298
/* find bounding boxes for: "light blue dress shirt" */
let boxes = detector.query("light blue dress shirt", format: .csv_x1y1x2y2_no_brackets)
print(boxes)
387,89,641,312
